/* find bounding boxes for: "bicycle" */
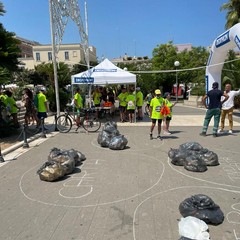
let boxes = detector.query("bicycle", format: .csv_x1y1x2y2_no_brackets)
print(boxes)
56,107,101,133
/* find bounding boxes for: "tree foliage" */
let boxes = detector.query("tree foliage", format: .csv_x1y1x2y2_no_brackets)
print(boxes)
0,2,21,85
220,0,240,29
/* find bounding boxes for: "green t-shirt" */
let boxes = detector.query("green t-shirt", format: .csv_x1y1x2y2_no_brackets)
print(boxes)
136,91,143,107
118,92,128,107
165,99,173,117
93,92,101,105
74,93,83,109
150,97,165,119
37,92,47,113
126,94,135,110
7,97,18,114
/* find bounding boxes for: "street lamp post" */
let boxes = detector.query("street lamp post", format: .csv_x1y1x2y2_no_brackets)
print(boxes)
174,61,180,102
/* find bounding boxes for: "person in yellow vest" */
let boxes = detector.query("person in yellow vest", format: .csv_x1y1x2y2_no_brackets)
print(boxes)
37,87,49,127
136,87,143,120
163,92,176,135
5,90,20,128
149,89,165,140
117,86,128,122
92,86,102,107
74,87,83,127
126,88,136,123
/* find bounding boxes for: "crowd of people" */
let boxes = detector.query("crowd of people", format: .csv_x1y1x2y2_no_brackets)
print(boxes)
0,86,49,129
1,82,239,139
200,82,240,137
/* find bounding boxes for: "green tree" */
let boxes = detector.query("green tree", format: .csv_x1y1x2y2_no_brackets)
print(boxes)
220,0,240,29
0,2,21,85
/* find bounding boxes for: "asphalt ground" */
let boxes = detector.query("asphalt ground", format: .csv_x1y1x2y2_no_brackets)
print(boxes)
0,104,240,240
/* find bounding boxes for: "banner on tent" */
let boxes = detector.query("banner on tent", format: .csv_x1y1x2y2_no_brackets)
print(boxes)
74,77,94,84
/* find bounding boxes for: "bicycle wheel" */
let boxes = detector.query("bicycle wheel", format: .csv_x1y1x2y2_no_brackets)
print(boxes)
56,115,72,133
82,114,101,132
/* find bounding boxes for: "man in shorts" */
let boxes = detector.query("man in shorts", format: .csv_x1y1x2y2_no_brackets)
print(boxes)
37,87,49,127
74,87,83,126
149,89,165,140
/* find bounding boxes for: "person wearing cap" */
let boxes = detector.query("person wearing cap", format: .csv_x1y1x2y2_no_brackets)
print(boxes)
36,87,49,127
163,92,176,135
74,87,83,127
136,87,143,120
149,89,165,140
200,82,229,137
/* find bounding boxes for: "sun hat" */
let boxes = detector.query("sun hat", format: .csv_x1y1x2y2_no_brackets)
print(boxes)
155,89,161,95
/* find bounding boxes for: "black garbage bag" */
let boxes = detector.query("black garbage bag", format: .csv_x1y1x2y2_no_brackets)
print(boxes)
37,160,67,182
102,121,118,133
179,142,203,152
168,142,219,172
67,149,86,166
48,148,76,174
198,150,219,166
98,121,120,148
184,156,207,172
109,135,128,150
97,130,112,147
169,148,187,166
179,194,224,225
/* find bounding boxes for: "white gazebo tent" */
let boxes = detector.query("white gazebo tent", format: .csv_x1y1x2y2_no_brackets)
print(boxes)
71,58,136,86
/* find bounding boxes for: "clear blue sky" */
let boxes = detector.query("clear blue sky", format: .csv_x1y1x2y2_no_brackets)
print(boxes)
1,0,227,60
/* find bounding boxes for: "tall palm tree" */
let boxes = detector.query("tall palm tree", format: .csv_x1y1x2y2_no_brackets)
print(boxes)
220,0,240,29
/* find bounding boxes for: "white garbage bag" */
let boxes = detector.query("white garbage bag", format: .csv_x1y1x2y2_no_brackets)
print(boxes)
178,216,210,240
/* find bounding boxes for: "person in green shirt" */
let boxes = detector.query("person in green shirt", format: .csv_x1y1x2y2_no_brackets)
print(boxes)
5,90,20,128
117,87,128,122
136,87,143,120
126,88,136,123
149,89,165,140
37,87,49,127
163,92,176,135
74,87,83,126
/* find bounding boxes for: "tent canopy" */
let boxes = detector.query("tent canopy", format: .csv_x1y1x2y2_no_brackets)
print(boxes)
71,58,136,85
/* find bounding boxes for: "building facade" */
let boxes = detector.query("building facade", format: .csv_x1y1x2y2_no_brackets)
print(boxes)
16,37,97,70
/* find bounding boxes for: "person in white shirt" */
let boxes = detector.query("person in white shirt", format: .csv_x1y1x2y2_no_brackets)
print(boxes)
218,83,240,134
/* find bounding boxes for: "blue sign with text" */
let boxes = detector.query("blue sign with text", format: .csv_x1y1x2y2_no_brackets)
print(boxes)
74,77,94,83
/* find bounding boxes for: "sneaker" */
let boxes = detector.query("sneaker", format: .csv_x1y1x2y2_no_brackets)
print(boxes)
213,133,218,137
163,131,171,135
218,129,223,133
229,130,233,134
157,135,162,140
199,132,206,136
150,133,153,140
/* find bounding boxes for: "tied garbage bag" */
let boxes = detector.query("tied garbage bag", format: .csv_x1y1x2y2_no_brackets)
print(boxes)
98,121,127,150
109,135,128,150
97,130,113,147
37,160,67,182
178,216,210,240
184,156,207,172
67,149,86,166
179,194,224,225
102,121,118,133
168,142,219,172
49,148,85,165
